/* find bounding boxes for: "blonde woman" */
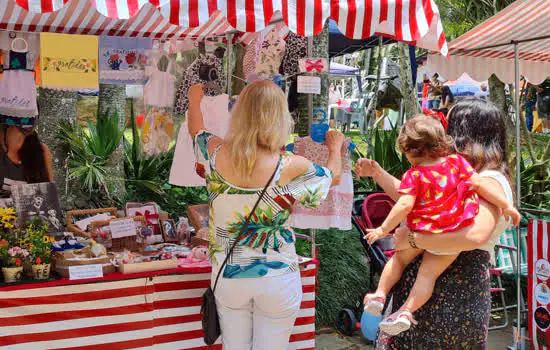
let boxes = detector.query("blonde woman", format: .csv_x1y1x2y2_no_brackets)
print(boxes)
187,81,344,350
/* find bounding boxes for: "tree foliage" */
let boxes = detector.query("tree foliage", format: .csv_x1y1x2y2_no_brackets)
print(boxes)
435,0,517,40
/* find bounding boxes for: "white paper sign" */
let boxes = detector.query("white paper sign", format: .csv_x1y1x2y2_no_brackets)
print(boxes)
109,219,137,239
297,76,321,94
75,213,112,231
69,264,104,280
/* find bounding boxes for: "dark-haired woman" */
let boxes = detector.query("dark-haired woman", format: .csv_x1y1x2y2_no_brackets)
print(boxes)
0,125,52,197
357,98,514,348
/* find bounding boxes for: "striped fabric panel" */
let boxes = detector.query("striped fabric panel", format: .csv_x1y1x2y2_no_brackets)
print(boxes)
528,220,550,350
7,0,448,56
0,263,317,349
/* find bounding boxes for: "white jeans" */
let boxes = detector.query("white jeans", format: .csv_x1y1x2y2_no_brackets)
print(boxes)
214,271,302,350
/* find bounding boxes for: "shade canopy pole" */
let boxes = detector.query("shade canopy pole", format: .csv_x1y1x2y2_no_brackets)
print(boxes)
514,41,523,350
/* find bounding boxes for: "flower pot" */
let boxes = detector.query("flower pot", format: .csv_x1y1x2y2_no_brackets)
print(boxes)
2,267,23,283
31,264,51,280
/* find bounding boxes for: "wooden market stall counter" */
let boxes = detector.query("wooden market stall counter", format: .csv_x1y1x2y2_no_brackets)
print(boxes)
0,261,317,350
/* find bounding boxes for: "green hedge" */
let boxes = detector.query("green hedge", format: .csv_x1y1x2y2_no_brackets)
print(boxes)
314,228,371,326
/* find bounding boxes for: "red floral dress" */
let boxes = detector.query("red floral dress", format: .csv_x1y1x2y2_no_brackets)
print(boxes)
398,154,479,234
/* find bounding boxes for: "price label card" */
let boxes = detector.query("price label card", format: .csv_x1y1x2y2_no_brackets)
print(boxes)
69,264,103,280
109,219,137,239
297,76,321,94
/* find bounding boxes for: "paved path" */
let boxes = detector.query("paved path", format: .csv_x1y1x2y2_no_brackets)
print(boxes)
315,327,515,349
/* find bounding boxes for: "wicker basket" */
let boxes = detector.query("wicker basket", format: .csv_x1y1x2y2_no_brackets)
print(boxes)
66,208,119,238
90,217,146,252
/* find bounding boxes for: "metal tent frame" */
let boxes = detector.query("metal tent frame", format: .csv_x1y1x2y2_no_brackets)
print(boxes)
456,35,550,349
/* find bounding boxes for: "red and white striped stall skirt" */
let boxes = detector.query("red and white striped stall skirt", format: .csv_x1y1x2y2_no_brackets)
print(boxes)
0,262,317,349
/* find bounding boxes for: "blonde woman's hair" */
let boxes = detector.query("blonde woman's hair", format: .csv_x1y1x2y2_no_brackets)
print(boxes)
225,80,293,180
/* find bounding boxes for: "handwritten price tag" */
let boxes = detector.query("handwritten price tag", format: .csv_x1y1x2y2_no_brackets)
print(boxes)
109,219,137,239
69,264,103,280
297,76,321,94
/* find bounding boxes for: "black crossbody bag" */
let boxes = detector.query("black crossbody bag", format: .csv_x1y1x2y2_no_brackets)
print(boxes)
201,160,279,345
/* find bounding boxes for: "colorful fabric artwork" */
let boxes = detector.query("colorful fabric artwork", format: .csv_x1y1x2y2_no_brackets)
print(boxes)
40,33,98,90
193,130,332,279
291,136,354,230
99,37,152,85
142,107,175,156
398,154,480,234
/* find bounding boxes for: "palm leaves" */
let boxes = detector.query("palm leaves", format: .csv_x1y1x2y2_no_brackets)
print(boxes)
55,110,123,195
227,207,294,253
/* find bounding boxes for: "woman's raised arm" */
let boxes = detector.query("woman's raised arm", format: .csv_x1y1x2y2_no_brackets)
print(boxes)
187,84,205,138
356,159,401,201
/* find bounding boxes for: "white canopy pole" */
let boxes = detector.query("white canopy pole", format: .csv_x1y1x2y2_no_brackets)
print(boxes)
514,42,523,350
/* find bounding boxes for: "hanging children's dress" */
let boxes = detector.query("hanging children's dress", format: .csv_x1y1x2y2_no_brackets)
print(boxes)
141,55,175,156
255,27,285,79
169,94,231,187
0,38,38,126
290,136,354,230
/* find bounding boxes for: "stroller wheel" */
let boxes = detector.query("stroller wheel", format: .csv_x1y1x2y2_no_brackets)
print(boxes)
337,308,358,336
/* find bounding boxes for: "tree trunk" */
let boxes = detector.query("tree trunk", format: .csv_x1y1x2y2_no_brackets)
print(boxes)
363,38,385,133
97,84,127,203
232,44,246,96
295,24,330,136
488,74,513,134
398,43,417,123
36,88,80,210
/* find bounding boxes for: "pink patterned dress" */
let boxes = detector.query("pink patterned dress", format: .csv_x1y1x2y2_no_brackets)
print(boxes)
290,136,353,230
398,154,479,234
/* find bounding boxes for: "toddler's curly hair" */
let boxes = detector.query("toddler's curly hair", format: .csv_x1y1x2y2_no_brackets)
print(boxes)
397,114,454,159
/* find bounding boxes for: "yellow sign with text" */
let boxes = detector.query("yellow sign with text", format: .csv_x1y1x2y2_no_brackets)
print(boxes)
40,33,98,90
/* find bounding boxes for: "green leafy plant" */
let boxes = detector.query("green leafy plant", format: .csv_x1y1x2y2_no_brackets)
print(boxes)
352,126,410,192
518,151,550,211
56,109,123,197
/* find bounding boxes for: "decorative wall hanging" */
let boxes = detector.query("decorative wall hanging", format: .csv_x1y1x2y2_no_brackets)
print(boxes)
0,37,39,122
99,36,152,85
11,182,63,234
40,33,98,90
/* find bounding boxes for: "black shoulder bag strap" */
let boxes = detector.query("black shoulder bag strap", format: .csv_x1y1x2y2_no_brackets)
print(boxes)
211,157,281,292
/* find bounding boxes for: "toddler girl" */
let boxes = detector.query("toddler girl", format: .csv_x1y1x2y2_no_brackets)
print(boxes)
360,114,520,335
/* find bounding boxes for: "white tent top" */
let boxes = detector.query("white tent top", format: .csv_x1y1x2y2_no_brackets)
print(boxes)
427,0,550,84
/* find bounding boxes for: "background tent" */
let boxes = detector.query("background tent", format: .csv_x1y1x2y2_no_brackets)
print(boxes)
328,19,394,58
427,0,550,84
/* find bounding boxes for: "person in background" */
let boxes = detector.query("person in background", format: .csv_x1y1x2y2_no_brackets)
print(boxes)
421,74,430,111
522,77,537,132
475,83,489,101
537,77,550,134
0,125,53,197
438,86,455,115
427,73,442,110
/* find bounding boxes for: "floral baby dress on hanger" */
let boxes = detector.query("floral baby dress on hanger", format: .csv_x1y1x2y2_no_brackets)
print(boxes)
255,27,285,79
0,38,38,125
142,55,175,156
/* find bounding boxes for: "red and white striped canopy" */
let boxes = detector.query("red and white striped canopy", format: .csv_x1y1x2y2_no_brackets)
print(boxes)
4,0,447,55
428,0,550,84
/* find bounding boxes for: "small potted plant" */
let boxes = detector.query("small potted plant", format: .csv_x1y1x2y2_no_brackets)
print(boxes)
25,220,53,280
0,245,29,283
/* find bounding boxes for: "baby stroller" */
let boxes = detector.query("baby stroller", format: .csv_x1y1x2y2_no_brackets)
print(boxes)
336,192,396,336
